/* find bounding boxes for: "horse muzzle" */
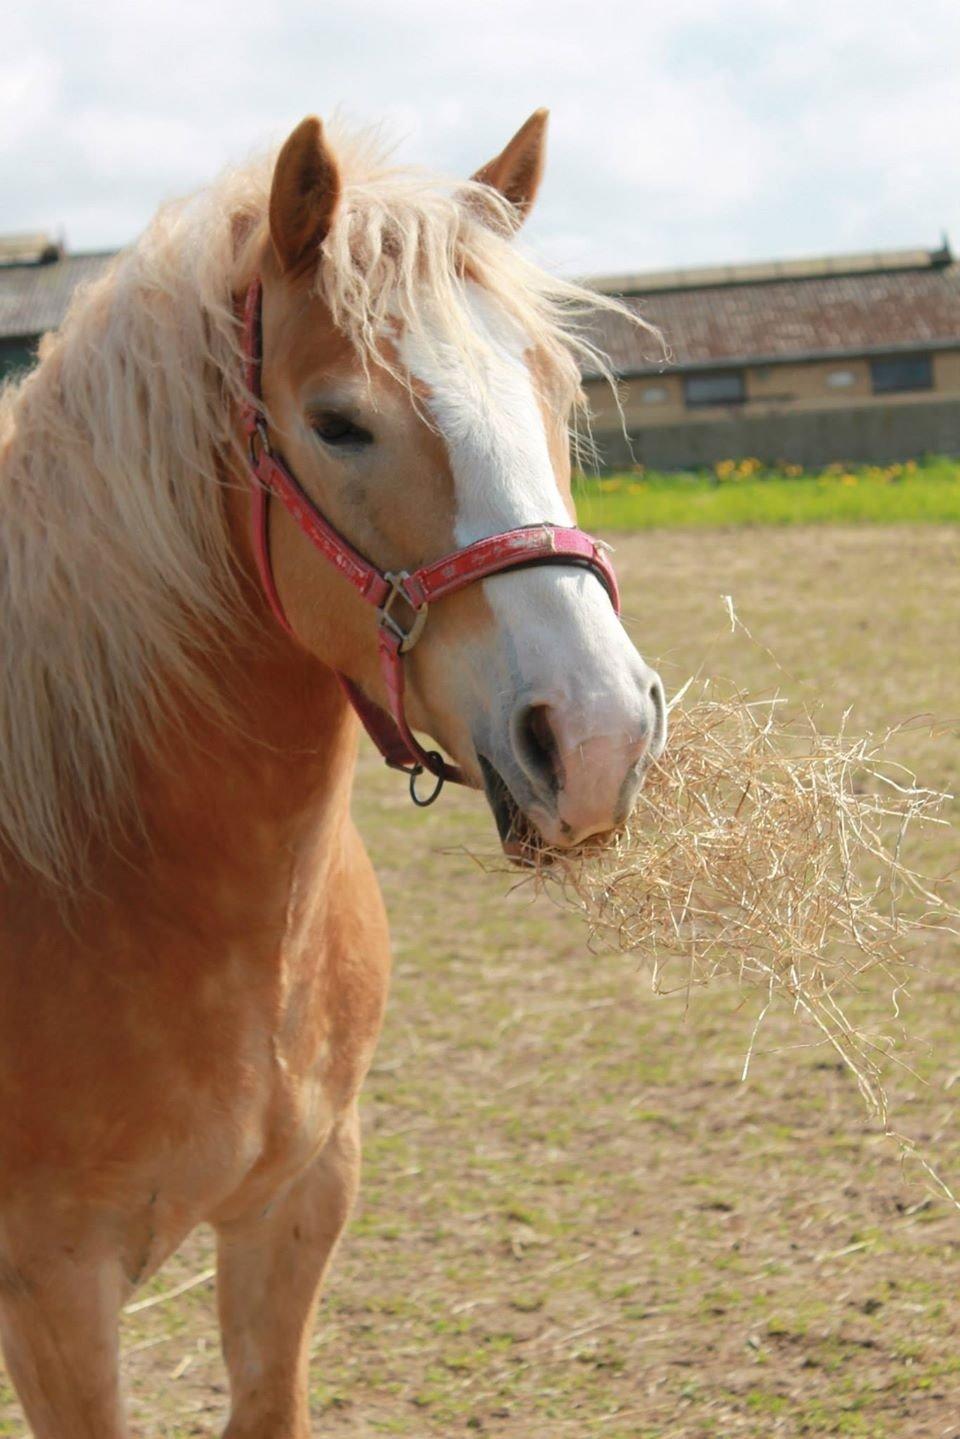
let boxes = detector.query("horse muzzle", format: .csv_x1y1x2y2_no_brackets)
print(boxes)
478,665,667,857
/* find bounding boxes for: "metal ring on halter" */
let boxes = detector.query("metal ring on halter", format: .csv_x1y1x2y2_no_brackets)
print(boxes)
409,759,445,807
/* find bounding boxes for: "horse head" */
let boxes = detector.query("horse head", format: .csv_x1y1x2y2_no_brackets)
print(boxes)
246,113,666,853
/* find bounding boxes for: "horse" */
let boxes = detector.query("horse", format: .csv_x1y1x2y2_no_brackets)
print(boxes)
0,109,665,1437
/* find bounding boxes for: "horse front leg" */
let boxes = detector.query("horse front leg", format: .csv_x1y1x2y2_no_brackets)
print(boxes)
214,1107,361,1439
0,1229,129,1439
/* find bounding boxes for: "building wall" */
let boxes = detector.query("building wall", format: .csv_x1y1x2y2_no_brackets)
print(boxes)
589,397,960,470
585,349,960,469
935,349,960,391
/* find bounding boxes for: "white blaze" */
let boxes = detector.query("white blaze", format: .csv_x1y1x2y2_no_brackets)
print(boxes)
397,282,638,686
397,282,664,841
398,284,569,545
397,283,664,844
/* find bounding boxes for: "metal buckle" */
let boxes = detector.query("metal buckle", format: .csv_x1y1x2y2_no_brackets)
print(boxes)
377,571,429,653
247,416,271,468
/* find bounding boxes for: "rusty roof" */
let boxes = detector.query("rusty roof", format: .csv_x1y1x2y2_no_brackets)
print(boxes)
586,247,960,376
586,242,954,297
4,244,960,377
0,251,115,341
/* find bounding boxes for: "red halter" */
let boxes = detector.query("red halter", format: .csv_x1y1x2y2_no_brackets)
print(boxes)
239,277,621,805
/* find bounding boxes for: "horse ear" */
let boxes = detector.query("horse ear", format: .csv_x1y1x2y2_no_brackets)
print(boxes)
471,109,549,224
269,117,341,274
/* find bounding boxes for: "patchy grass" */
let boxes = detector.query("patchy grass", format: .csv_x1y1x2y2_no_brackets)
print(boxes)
575,456,960,529
2,527,958,1437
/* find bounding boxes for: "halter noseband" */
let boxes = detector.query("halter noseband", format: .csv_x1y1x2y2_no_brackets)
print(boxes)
240,276,621,806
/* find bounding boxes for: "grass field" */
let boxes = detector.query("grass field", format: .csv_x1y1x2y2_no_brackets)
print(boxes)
1,527,958,1437
575,456,960,530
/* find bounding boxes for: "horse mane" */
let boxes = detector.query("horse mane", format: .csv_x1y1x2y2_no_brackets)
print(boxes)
0,122,658,886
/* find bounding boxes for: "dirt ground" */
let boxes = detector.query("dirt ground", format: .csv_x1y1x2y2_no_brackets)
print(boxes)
2,526,958,1438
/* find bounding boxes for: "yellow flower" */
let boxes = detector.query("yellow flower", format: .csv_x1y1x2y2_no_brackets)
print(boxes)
598,478,622,492
628,482,647,494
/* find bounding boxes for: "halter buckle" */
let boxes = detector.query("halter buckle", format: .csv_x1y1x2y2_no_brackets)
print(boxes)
377,571,429,653
247,416,271,468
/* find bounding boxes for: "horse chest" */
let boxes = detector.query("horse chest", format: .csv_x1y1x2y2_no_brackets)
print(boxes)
194,845,389,1218
232,1009,340,1196
1,818,388,1265
172,941,342,1205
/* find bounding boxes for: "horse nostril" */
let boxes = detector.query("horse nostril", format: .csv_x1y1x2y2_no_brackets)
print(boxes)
647,675,667,756
515,703,561,796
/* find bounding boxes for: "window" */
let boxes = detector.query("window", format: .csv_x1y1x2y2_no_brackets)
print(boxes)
826,369,856,389
684,370,746,408
0,337,38,382
870,355,933,394
641,385,668,404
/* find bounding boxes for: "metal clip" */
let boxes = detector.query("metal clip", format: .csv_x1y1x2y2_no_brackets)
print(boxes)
377,571,429,653
409,758,445,807
247,417,272,468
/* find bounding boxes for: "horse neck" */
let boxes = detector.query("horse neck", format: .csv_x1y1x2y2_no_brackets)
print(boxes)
126,506,359,912
0,295,361,918
135,634,357,891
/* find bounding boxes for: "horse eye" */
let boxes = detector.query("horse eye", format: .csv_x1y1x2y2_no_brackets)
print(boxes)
311,411,373,448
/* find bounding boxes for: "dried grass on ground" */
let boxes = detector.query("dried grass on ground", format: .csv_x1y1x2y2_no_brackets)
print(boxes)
2,527,957,1438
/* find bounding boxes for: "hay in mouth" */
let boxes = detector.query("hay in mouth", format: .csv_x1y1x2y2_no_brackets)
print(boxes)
475,680,959,1147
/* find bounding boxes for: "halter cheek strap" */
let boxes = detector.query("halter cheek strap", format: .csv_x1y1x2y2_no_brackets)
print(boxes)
239,276,621,805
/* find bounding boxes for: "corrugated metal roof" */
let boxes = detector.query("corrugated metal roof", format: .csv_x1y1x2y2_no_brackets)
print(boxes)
0,251,115,340
4,244,959,376
587,248,960,375
587,244,952,296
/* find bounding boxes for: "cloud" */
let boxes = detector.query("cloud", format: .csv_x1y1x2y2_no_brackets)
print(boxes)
0,51,62,154
2,0,958,273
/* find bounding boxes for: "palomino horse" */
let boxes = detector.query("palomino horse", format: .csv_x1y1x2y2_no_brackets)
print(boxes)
0,110,665,1436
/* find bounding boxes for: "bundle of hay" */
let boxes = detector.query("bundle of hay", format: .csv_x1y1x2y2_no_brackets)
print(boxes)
494,680,957,1128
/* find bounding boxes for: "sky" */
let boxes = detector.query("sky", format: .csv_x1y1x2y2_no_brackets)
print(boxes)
3,0,959,278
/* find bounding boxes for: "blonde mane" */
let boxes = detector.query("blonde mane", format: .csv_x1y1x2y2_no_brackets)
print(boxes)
0,122,658,885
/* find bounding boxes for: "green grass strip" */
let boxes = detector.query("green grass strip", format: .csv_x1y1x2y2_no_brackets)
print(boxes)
574,457,960,530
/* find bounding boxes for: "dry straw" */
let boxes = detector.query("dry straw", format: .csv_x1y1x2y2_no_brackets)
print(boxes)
488,679,958,1135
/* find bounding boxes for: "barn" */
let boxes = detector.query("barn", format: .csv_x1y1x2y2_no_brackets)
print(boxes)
584,241,960,470
0,235,115,380
3,234,960,472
